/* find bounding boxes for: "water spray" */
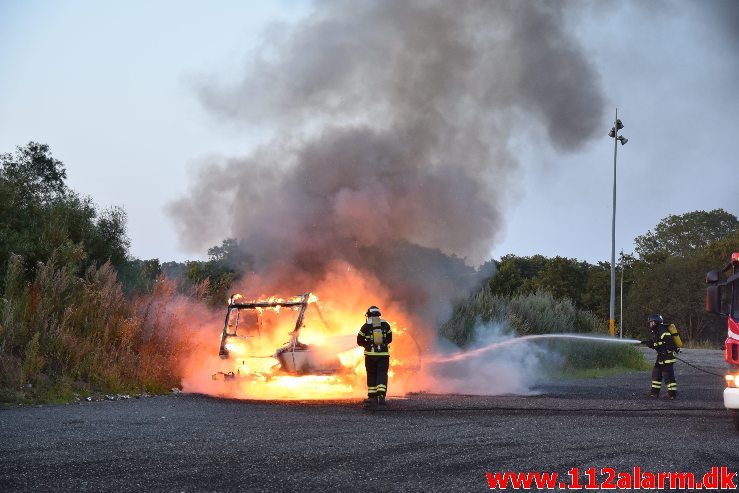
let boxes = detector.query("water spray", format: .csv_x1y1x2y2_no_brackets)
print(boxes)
429,334,641,364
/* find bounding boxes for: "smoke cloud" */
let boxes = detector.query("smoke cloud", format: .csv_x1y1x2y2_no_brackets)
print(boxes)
421,322,550,395
168,0,605,326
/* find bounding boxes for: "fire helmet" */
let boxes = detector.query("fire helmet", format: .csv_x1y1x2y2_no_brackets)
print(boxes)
366,306,381,317
648,314,664,325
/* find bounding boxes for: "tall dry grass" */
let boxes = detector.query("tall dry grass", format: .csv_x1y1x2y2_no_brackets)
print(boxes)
0,254,213,403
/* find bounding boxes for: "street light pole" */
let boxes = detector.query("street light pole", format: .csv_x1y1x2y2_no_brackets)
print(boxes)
619,249,624,339
608,109,627,337
610,109,618,337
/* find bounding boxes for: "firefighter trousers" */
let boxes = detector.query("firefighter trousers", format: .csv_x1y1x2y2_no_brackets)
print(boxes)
651,362,677,395
365,355,389,398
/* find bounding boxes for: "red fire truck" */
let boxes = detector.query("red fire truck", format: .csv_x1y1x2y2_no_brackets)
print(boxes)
706,252,739,431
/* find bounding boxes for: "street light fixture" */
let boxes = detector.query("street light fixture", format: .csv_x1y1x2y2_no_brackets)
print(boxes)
608,109,628,337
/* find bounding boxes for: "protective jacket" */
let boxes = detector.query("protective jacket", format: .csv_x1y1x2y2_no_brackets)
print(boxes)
647,323,677,364
357,317,392,356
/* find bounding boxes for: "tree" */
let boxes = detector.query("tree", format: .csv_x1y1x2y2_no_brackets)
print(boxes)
0,142,66,205
0,142,130,290
184,238,253,304
529,256,589,303
488,255,548,296
488,255,601,313
623,227,739,343
85,206,130,269
1,143,69,282
119,258,162,294
580,261,611,319
488,259,523,296
624,255,717,342
634,209,738,263
206,238,252,271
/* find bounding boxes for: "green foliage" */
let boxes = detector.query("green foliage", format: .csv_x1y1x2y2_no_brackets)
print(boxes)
0,142,131,289
184,238,253,305
488,254,548,295
529,256,590,304
439,285,644,372
543,340,649,372
119,258,163,295
85,206,129,269
161,261,187,281
440,285,603,347
634,209,738,263
486,254,611,319
624,228,739,343
206,238,251,270
507,290,603,335
0,142,211,403
478,210,738,345
0,141,66,203
579,261,611,320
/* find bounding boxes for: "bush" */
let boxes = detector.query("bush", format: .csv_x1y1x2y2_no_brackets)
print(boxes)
440,285,645,372
440,286,604,346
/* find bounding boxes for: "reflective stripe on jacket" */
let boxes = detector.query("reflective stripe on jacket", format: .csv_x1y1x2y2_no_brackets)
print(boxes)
651,324,676,364
357,318,393,356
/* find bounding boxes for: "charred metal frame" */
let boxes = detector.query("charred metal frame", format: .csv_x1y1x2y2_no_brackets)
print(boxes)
218,293,312,359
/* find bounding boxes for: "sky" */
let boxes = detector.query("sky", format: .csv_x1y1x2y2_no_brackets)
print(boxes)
1,0,737,265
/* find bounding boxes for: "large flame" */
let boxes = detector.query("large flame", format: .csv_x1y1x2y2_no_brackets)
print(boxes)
181,261,428,400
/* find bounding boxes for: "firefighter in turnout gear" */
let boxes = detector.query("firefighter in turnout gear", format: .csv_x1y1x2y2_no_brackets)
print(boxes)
643,314,679,399
357,306,392,407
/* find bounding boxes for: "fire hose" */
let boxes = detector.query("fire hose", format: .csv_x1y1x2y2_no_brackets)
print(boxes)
675,355,726,377
638,340,726,377
365,354,730,413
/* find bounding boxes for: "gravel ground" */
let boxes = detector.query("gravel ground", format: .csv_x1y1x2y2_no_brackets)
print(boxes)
0,349,736,492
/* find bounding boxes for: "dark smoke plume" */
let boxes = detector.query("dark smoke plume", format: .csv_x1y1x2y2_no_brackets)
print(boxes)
168,1,605,324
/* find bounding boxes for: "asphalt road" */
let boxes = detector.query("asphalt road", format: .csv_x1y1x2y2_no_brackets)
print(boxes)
1,349,736,492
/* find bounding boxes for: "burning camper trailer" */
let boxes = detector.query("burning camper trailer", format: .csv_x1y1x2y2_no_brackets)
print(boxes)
214,293,343,380
205,289,420,400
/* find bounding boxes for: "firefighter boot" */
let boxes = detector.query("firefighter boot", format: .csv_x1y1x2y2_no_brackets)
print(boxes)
363,396,378,408
377,395,386,407
665,391,677,400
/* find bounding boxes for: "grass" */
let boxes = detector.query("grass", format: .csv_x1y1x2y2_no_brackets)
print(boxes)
682,339,725,350
544,339,648,370
553,365,651,380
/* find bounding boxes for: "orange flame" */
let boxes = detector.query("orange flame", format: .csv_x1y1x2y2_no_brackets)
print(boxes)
181,261,428,400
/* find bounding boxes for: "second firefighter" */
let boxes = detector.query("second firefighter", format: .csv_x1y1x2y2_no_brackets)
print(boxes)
357,305,392,407
643,314,679,399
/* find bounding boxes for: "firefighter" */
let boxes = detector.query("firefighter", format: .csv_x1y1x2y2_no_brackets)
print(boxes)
642,314,678,399
357,305,392,407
